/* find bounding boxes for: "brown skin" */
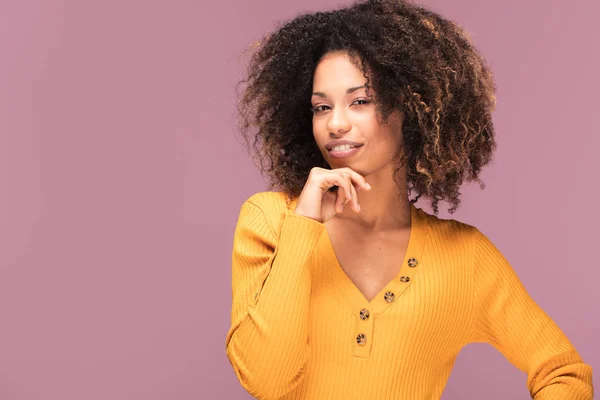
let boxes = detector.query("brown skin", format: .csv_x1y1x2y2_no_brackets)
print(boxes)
292,166,371,224
309,51,411,232
238,0,496,216
297,52,413,301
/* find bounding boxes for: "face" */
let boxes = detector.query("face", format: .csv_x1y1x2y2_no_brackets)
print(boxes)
311,51,405,176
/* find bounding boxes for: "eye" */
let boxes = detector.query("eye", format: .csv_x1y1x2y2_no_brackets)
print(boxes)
352,98,371,106
310,99,370,113
310,105,330,113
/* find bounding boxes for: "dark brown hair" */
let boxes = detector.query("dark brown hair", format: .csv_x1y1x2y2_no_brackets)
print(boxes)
236,0,497,215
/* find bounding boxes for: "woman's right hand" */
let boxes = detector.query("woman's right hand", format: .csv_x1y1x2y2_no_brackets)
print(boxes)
293,167,372,223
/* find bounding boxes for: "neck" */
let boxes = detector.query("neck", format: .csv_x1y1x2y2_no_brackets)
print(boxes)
335,166,411,232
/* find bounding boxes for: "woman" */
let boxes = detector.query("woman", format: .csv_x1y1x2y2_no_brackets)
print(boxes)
225,0,594,398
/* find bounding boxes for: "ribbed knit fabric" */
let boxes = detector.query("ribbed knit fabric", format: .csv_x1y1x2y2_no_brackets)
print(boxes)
225,191,594,400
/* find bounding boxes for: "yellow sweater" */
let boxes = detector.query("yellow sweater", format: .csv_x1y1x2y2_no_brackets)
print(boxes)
225,191,593,399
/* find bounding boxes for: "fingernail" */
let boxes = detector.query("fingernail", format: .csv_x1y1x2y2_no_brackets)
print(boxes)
366,183,372,189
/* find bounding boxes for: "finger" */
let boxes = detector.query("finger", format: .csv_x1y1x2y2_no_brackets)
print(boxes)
339,174,354,210
335,176,353,213
334,186,346,213
347,174,360,212
319,174,347,214
330,183,346,214
341,172,359,213
340,167,371,191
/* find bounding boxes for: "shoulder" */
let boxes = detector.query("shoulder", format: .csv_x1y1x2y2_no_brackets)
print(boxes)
415,208,497,276
238,191,296,233
416,206,481,250
418,208,509,268
244,191,293,214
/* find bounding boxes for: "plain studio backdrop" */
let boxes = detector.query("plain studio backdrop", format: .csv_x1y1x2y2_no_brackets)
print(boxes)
1,0,598,399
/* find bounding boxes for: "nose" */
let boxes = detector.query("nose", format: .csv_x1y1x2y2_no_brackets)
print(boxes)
326,106,351,135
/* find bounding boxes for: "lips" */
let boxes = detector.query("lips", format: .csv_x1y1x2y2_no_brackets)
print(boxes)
325,140,364,151
327,144,363,159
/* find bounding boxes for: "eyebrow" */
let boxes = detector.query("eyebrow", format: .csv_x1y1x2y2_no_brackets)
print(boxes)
312,85,366,98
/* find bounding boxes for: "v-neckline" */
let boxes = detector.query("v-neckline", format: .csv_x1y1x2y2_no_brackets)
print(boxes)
318,202,430,316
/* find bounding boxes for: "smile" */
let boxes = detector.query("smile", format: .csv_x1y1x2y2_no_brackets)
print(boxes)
328,144,363,159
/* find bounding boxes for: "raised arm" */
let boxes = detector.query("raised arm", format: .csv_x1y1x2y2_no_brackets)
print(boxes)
470,228,594,399
225,197,324,399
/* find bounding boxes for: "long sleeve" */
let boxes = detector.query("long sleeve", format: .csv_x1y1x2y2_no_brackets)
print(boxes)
469,228,594,399
225,197,325,400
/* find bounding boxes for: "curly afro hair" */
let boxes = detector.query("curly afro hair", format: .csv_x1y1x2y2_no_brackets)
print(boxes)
236,0,497,215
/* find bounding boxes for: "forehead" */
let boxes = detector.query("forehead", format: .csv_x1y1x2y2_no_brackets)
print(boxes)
312,52,367,89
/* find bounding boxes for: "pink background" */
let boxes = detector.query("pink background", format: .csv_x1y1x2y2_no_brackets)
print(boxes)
1,0,597,399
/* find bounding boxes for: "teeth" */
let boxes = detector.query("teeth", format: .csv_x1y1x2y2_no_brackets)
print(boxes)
331,144,357,151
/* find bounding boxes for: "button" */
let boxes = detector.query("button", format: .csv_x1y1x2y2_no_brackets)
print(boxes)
400,276,410,283
356,333,366,345
408,258,418,267
384,291,395,303
359,308,370,320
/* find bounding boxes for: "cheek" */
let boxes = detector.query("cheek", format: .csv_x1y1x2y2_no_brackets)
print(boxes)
355,110,383,133
371,127,402,153
312,117,327,140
